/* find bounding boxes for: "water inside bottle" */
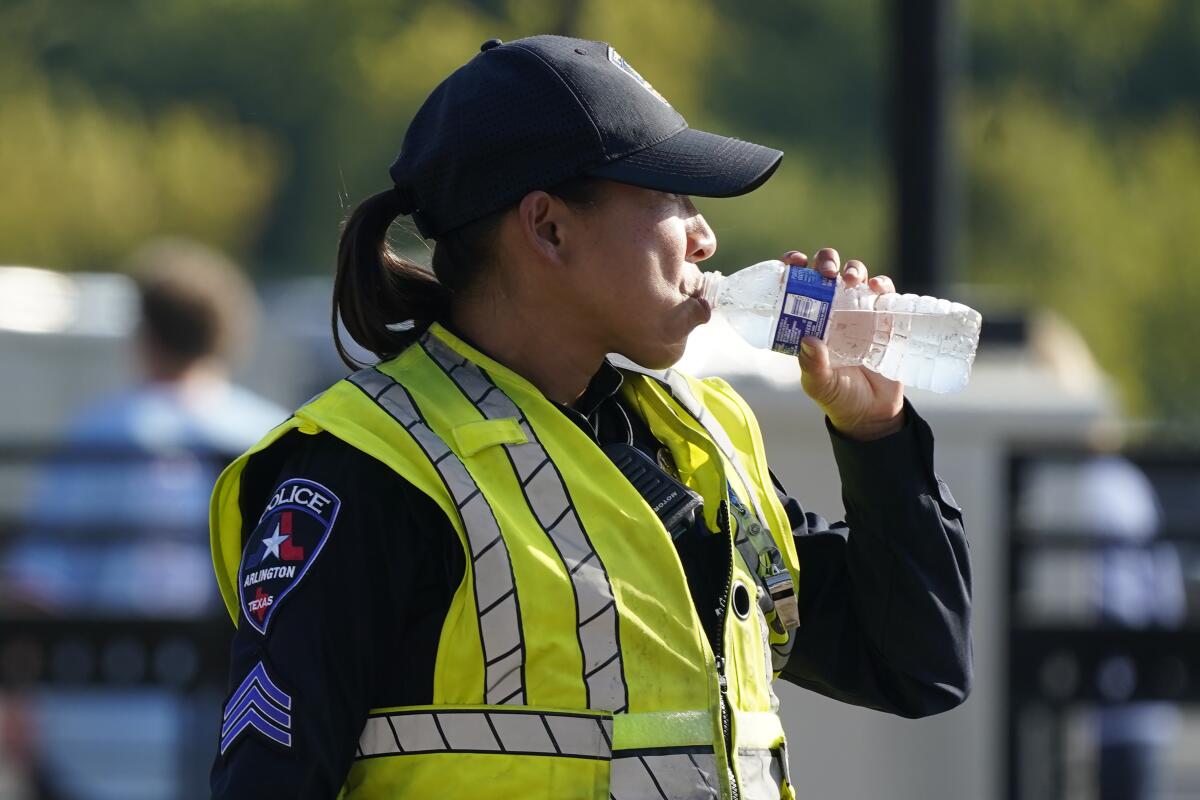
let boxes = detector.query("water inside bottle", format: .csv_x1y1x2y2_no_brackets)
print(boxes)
827,308,976,393
826,309,894,368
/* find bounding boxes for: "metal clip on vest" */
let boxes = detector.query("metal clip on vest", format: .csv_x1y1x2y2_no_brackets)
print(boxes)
728,486,800,631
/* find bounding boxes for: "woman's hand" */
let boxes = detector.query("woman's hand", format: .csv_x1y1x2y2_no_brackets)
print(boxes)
782,248,905,441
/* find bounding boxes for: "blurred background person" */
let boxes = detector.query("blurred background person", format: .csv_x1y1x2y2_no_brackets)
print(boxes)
1020,443,1186,800
5,238,286,614
1,239,286,799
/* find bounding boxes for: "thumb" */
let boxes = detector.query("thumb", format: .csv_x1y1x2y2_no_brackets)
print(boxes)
797,336,836,400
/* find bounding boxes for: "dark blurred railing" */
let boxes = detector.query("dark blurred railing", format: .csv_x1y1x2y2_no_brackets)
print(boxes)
0,617,231,691
1003,448,1200,800
0,443,236,800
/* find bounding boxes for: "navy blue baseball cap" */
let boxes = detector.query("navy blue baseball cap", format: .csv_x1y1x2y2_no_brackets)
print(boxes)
389,34,784,239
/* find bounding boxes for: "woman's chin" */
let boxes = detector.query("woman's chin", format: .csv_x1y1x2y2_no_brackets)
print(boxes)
623,339,687,371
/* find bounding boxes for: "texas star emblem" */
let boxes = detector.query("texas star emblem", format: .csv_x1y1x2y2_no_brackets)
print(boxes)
238,478,341,634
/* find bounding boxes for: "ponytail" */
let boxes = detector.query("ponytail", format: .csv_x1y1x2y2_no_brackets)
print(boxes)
332,189,449,368
332,176,604,369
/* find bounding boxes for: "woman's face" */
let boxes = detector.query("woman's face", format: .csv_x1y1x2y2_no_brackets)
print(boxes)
564,181,717,369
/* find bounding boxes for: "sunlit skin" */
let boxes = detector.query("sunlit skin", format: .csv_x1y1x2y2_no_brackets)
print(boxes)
451,179,905,441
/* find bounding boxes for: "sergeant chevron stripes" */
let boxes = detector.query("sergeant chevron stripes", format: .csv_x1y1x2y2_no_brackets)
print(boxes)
420,334,629,712
220,661,292,754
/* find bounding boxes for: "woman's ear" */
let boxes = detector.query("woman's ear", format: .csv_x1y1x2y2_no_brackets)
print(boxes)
516,190,570,266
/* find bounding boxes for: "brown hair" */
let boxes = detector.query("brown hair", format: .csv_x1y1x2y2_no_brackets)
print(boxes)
128,238,257,367
332,177,604,369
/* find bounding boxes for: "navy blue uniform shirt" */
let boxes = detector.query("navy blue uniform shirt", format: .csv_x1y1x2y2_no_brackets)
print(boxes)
211,362,972,797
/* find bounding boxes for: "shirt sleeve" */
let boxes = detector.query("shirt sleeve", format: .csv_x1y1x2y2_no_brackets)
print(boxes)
210,431,464,798
775,400,973,718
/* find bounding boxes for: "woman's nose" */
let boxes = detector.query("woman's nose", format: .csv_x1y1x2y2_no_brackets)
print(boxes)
687,212,717,263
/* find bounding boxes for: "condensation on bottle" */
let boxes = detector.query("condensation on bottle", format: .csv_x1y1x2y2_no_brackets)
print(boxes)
699,259,983,394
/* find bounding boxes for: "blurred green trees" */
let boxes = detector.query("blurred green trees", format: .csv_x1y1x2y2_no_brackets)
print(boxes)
1,0,1197,421
0,70,278,270
964,0,1200,419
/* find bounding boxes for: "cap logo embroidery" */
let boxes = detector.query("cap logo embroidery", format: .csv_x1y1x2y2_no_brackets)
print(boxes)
607,47,671,108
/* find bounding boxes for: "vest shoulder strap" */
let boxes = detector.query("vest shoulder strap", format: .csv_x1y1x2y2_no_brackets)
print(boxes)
210,371,470,626
608,357,770,524
608,358,802,633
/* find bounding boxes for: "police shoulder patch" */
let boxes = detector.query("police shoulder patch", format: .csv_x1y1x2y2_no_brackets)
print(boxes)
238,478,341,635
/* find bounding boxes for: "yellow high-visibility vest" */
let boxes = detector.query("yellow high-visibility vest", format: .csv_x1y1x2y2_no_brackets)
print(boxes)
211,323,801,799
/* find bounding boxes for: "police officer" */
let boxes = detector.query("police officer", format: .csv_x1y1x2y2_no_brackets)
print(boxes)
210,35,971,799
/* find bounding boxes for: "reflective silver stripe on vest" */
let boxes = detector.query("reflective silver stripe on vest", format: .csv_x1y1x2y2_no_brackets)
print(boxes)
609,749,721,800
356,709,613,760
356,708,723,799
348,368,526,705
422,335,629,713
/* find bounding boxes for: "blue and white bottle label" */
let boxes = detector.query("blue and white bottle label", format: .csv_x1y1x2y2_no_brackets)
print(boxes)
771,267,836,355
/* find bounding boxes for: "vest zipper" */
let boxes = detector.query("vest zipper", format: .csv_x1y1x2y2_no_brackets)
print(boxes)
714,500,738,800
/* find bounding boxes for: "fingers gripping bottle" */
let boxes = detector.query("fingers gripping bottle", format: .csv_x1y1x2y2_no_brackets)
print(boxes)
699,260,983,393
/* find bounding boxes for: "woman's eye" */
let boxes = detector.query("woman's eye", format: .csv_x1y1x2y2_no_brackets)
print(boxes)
667,193,697,214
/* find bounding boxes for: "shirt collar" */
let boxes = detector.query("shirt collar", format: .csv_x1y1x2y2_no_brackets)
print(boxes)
569,359,624,417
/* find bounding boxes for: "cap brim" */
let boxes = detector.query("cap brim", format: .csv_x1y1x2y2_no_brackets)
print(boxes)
585,127,783,198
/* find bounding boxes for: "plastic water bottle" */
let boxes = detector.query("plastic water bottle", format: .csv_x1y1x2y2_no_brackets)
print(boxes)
699,260,982,393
